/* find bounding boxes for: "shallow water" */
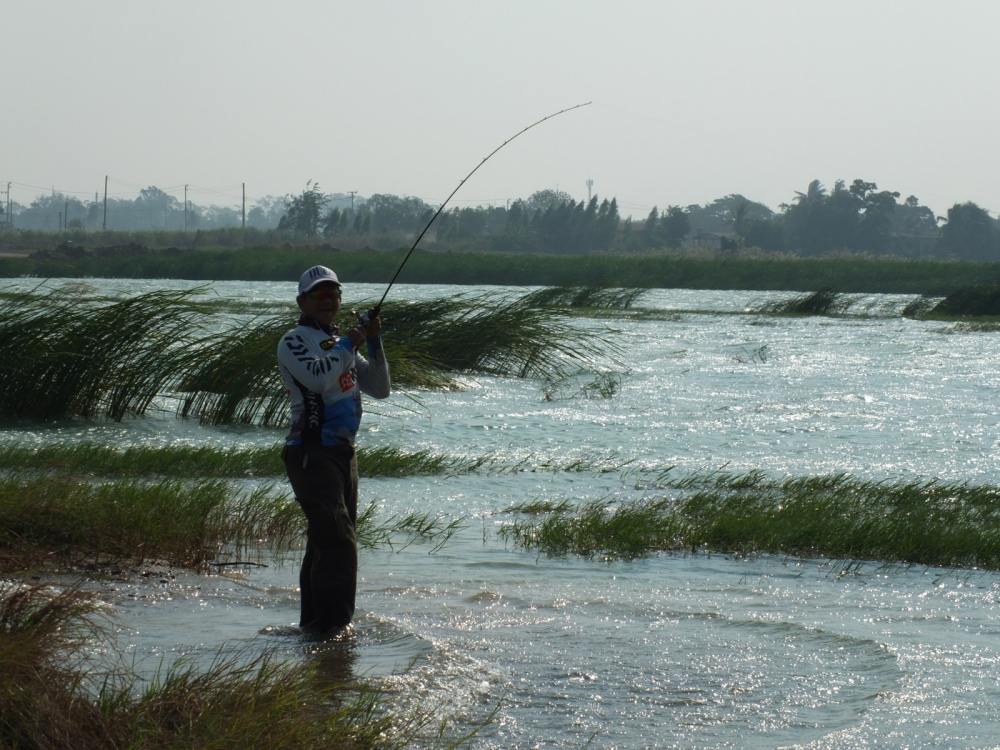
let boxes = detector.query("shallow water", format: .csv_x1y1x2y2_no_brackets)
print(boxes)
5,279,1000,748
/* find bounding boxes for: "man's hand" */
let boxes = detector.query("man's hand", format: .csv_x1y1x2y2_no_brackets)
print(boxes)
346,326,366,349
364,312,382,337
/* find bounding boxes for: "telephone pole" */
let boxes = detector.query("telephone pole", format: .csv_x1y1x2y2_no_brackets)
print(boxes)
184,184,189,231
102,176,108,231
348,190,357,212
586,178,594,202
64,198,69,231
241,182,246,229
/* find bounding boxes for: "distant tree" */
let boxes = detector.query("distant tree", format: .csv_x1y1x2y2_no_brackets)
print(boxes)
938,202,998,260
892,195,938,238
526,189,573,213
278,181,328,237
643,207,660,244
661,206,691,247
365,194,431,233
686,194,774,235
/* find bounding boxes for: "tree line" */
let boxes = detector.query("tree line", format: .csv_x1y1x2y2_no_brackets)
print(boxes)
5,178,1000,260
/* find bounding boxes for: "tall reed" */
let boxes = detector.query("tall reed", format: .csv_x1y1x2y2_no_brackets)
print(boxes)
0,288,206,420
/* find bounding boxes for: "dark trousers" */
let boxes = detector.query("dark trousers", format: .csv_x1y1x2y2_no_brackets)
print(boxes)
283,443,359,632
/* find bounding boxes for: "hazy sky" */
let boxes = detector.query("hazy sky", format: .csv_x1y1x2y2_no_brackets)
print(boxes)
5,0,999,216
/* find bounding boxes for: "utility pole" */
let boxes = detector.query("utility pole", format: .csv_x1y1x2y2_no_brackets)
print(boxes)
586,178,594,202
184,184,188,231
102,176,108,231
64,198,69,231
7,183,12,229
241,182,246,229
348,190,357,212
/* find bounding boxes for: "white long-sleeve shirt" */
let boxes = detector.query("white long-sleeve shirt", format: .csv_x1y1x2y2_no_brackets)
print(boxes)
277,317,390,446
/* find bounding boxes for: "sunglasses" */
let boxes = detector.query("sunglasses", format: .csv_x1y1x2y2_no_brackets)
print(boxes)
307,286,342,300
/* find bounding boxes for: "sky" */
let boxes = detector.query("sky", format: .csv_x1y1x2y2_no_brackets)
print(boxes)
4,0,1000,217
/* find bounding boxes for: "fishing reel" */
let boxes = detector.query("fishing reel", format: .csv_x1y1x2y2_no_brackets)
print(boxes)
351,306,380,330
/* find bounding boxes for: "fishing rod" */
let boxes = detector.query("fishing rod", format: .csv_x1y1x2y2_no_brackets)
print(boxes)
356,101,592,324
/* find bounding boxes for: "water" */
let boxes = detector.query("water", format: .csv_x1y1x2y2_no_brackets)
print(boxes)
5,279,1000,748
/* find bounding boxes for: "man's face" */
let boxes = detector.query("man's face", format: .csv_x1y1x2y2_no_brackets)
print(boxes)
298,281,342,326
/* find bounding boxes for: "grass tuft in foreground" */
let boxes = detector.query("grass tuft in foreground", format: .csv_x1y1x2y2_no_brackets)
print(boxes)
499,471,1000,568
0,584,474,749
0,288,207,420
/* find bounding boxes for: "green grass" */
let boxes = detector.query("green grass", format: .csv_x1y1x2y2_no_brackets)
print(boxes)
0,288,611,423
6,244,1000,294
499,471,1000,568
0,475,300,569
0,584,478,749
0,473,467,572
0,288,207,420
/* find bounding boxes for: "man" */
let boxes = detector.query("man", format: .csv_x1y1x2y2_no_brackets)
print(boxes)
277,265,390,635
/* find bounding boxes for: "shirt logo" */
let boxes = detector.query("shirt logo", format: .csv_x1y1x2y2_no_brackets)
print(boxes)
320,338,336,350
339,369,357,392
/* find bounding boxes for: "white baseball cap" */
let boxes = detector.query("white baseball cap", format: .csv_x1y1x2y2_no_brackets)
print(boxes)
298,265,341,295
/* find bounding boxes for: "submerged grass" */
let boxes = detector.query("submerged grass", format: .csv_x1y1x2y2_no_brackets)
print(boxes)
0,584,477,749
499,471,1000,568
0,443,489,478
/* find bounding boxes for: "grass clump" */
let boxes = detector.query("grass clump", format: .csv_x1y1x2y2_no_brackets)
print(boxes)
0,584,473,749
754,288,849,316
0,473,467,572
926,284,1000,319
520,286,647,310
357,505,466,553
0,475,300,569
500,472,1000,567
0,288,206,420
901,294,940,319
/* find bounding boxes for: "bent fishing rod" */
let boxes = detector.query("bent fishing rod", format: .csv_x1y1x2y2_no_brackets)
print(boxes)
355,101,592,324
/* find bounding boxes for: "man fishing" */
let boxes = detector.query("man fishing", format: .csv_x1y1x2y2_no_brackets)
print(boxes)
278,265,390,635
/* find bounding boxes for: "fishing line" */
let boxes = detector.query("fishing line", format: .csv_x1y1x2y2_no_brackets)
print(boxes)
366,101,592,318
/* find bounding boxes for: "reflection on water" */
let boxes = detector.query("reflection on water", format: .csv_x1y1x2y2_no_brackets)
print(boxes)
6,280,1000,748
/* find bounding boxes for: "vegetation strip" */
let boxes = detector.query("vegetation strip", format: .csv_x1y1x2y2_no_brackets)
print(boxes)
499,472,1000,568
0,443,488,478
0,584,475,749
0,474,463,570
5,245,1000,295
